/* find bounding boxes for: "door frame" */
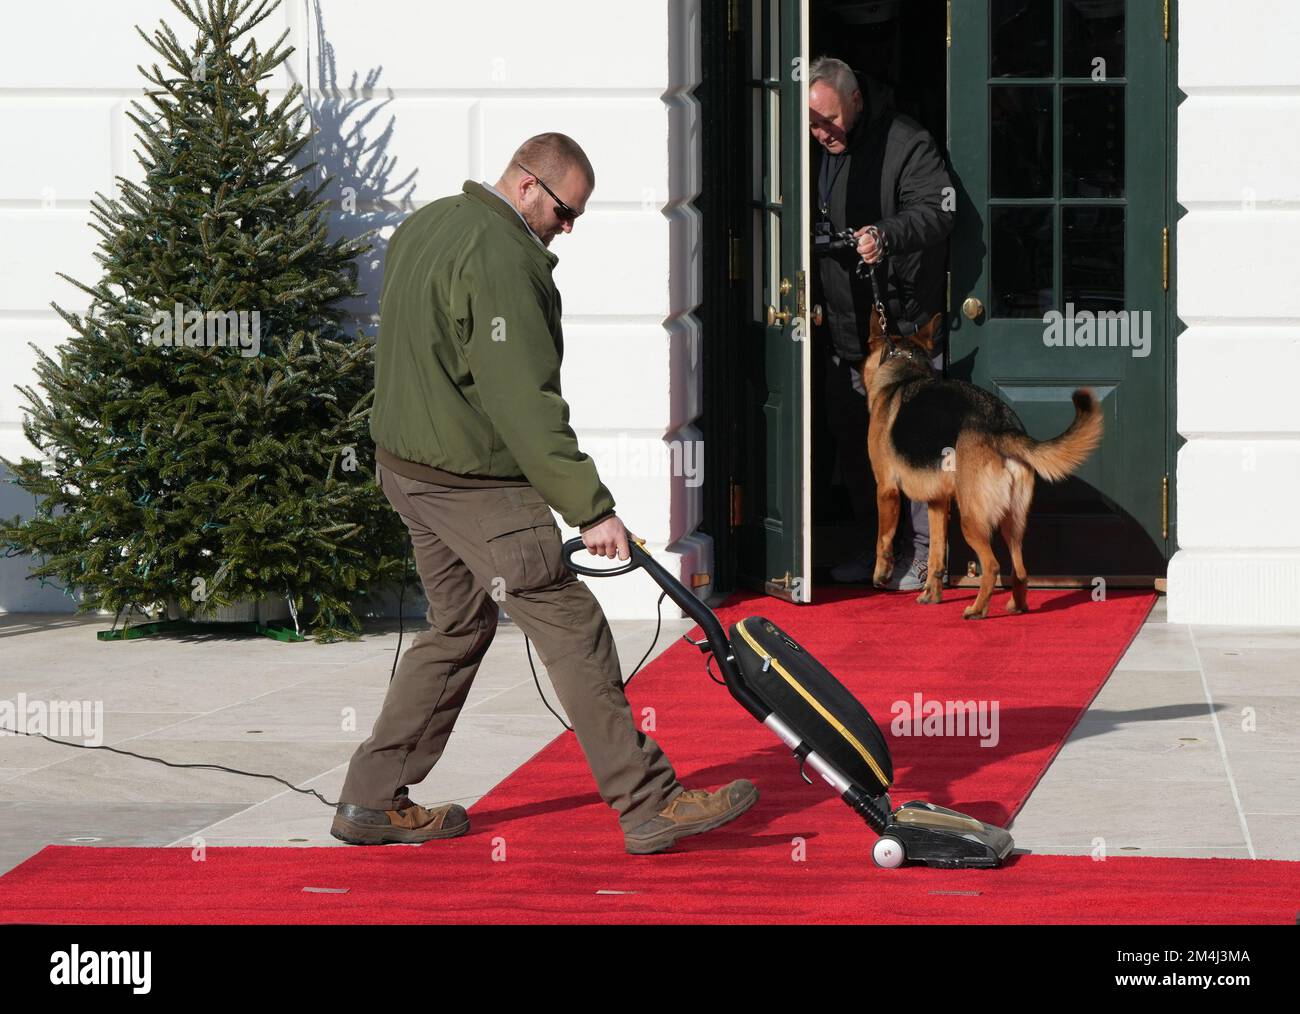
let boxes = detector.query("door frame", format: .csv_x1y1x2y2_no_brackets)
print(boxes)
1165,0,1182,566
698,0,812,603
697,0,747,596
698,0,1181,598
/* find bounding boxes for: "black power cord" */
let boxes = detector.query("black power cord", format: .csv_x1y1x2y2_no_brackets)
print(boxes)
0,725,341,807
1,542,675,809
0,538,420,812
525,589,668,732
391,535,410,683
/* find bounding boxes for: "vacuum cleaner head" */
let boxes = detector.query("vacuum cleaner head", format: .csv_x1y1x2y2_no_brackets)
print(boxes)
729,613,1013,869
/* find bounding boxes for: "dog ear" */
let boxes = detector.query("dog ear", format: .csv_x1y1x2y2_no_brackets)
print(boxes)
912,312,943,354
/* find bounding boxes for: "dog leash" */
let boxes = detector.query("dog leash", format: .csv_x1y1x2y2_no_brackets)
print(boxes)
857,228,903,363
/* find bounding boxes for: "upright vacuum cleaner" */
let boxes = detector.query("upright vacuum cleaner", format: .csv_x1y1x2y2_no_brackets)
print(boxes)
562,537,1015,870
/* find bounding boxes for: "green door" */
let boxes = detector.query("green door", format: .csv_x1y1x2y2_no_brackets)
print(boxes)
736,0,813,602
948,0,1171,578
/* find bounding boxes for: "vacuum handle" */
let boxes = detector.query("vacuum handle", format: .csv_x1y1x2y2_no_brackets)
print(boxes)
560,536,733,660
559,536,768,724
559,535,644,577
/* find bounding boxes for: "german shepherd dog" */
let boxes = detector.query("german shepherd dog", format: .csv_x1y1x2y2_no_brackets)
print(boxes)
861,311,1103,619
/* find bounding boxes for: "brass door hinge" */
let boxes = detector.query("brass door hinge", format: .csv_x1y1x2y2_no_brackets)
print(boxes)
796,268,806,319
1161,475,1169,540
1162,227,1169,291
1164,0,1170,42
947,0,952,48
730,480,743,527
729,231,742,283
729,0,741,36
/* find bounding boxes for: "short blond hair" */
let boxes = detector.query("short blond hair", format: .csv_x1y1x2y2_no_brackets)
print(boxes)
505,133,595,188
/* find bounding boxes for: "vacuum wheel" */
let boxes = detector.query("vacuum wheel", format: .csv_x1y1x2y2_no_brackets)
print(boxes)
872,835,906,869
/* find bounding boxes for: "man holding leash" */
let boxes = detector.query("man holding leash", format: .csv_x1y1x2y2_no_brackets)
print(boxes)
808,57,954,589
332,133,757,854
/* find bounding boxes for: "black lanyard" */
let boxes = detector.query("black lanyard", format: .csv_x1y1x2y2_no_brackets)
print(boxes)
818,152,847,217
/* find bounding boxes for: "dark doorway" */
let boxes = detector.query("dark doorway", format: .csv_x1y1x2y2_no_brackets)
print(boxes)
809,0,949,582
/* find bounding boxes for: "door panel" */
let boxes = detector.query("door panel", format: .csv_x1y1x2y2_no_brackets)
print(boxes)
737,0,812,602
948,0,1169,578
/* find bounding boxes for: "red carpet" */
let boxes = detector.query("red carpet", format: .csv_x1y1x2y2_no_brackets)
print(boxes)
2,586,1298,924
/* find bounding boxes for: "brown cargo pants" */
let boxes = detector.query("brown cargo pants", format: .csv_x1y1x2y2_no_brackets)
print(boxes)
339,463,684,832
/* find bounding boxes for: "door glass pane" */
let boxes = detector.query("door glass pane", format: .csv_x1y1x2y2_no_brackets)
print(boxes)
768,0,780,80
1063,206,1125,313
991,86,1053,198
769,210,781,321
991,206,1053,318
991,0,1053,78
1063,85,1124,197
769,89,781,203
1064,0,1126,79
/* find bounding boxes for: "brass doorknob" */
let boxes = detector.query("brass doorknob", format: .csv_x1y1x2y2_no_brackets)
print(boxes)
962,296,984,321
767,305,792,327
812,304,823,326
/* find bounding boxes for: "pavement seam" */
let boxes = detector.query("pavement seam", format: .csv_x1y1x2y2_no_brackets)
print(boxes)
1188,624,1256,859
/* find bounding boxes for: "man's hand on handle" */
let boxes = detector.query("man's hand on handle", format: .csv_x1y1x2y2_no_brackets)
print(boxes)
582,515,635,561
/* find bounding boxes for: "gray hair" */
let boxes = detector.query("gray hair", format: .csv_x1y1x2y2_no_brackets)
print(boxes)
809,56,860,103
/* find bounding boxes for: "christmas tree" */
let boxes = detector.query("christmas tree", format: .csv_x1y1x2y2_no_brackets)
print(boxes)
1,0,409,642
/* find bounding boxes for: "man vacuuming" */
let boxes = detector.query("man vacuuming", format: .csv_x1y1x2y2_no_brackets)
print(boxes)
331,132,758,854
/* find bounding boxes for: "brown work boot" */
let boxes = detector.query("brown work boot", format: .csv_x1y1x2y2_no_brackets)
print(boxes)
624,779,759,855
330,795,469,845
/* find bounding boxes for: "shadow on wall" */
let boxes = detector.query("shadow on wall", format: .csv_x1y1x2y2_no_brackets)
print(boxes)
295,0,428,621
294,0,418,325
0,1,417,615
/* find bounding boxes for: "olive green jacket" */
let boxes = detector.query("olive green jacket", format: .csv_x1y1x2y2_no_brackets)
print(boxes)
369,180,615,529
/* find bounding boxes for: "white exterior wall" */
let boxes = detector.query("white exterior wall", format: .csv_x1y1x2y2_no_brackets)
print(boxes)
1169,0,1300,625
0,0,705,620
10,1,1297,627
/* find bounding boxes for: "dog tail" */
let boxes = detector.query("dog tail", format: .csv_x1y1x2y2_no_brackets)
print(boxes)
1003,389,1104,482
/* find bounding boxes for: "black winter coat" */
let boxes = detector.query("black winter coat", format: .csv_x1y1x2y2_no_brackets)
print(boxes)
811,79,954,362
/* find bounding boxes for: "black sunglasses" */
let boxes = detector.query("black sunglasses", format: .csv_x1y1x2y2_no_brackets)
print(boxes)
516,163,580,223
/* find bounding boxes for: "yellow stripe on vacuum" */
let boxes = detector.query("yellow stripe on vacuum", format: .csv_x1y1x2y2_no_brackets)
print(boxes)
734,620,890,789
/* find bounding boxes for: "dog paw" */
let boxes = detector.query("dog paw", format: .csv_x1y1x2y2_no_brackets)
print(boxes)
916,584,944,604
1004,596,1027,615
962,605,988,620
